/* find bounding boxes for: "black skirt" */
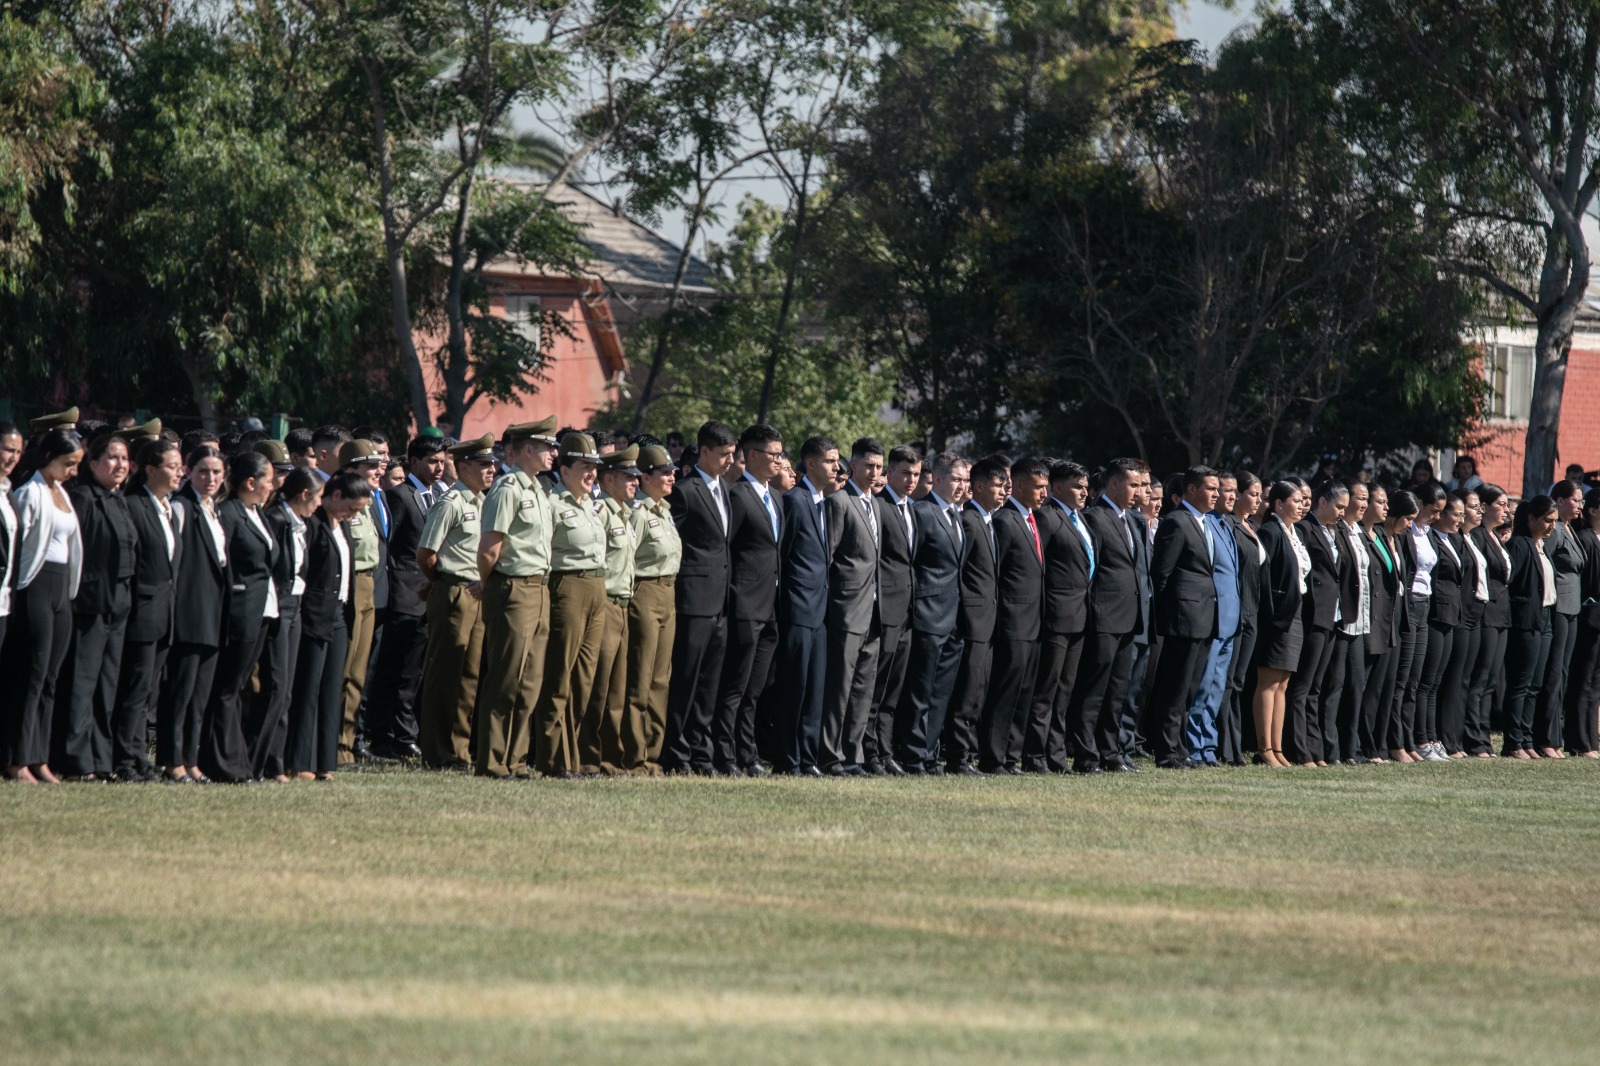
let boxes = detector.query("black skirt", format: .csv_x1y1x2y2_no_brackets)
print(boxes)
1258,613,1304,672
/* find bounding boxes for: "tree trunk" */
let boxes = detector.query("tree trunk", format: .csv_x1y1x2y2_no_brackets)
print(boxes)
441,166,476,433
758,159,811,424
633,197,708,432
1524,305,1578,496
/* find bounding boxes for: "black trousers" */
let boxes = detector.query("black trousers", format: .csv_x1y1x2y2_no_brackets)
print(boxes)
113,636,168,777
1329,632,1363,763
1438,610,1483,754
198,626,271,783
944,638,992,768
365,608,427,751
714,615,777,770
1144,634,1210,765
772,621,826,772
55,597,132,776
1219,620,1257,765
1391,594,1429,751
896,629,963,768
1467,625,1507,756
1285,625,1336,763
1123,641,1150,757
247,605,301,779
1536,610,1579,750
3,564,72,767
981,635,1038,771
663,613,728,771
820,621,880,771
286,621,349,775
1068,629,1135,771
866,618,912,768
1502,613,1553,753
1024,629,1086,771
1413,620,1454,746
1564,619,1600,754
1361,644,1399,759
158,642,217,768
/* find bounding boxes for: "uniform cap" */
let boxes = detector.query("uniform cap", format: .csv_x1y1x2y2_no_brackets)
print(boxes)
30,407,79,433
557,431,601,464
447,434,497,461
338,439,384,469
600,444,642,476
637,445,675,473
252,439,292,470
116,418,162,443
503,416,559,445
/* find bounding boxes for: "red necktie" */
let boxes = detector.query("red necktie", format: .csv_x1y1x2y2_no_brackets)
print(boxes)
1026,511,1041,561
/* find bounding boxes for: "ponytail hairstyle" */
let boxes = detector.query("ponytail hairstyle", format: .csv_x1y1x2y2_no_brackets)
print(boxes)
75,430,129,491
127,438,181,494
223,450,272,503
1235,470,1262,496
1513,495,1558,538
1387,489,1420,523
1266,480,1299,516
273,466,320,509
13,427,85,486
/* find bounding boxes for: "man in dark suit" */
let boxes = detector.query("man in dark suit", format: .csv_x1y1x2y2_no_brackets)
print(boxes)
1331,479,1372,764
714,424,785,776
351,426,394,763
819,438,884,775
1144,466,1221,769
865,445,921,774
1022,460,1094,772
895,452,968,774
943,455,1006,774
366,435,445,759
661,420,736,774
1068,457,1150,773
1287,479,1352,765
983,456,1046,773
1123,485,1156,762
772,436,840,775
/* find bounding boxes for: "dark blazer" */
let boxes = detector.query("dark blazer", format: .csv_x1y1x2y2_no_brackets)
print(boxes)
778,479,829,629
263,502,306,614
300,512,351,640
1545,520,1583,615
1257,516,1304,634
990,501,1044,642
823,481,880,634
383,479,431,618
1507,535,1553,632
874,489,915,630
368,487,391,612
668,469,731,618
219,498,279,646
957,502,999,643
1472,526,1512,630
171,487,227,648
1426,528,1463,628
1150,507,1217,641
1573,525,1600,628
68,480,138,616
124,489,181,643
1230,516,1265,625
909,495,963,637
1363,525,1403,653
726,476,783,623
1038,500,1092,635
1334,522,1362,622
1296,518,1344,632
1082,497,1141,636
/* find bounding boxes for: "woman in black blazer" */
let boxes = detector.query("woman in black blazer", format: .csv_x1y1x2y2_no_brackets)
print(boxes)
197,452,278,784
1438,490,1488,756
246,467,317,781
1253,481,1309,766
112,439,184,782
286,472,368,780
1411,490,1462,761
1541,481,1585,757
1564,487,1600,757
1467,486,1513,758
1385,490,1428,762
1502,496,1559,758
1222,472,1266,766
1359,486,1405,762
56,431,139,780
157,446,228,783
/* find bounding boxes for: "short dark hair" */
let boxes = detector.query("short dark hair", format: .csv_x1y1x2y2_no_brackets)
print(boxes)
324,471,372,501
180,430,219,460
1183,465,1220,491
851,437,885,461
1388,489,1420,520
739,424,783,452
407,437,445,461
886,445,922,467
352,426,388,446
1104,457,1148,482
1413,481,1448,507
0,420,18,440
1513,495,1558,536
1010,457,1050,483
697,420,737,450
930,451,968,477
969,456,1008,487
1266,480,1300,509
1477,483,1508,507
285,428,314,456
800,435,839,463
1312,479,1350,506
311,424,351,450
1552,478,1582,501
275,466,320,505
591,429,616,451
1050,460,1088,484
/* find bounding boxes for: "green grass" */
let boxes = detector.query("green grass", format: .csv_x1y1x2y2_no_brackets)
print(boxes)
3,761,1599,1064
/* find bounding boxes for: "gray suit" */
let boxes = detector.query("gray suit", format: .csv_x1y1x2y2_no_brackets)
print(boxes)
820,483,881,770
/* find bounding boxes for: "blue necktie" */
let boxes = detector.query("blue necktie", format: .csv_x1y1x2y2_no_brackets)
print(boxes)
1070,508,1095,579
374,491,389,538
762,488,778,540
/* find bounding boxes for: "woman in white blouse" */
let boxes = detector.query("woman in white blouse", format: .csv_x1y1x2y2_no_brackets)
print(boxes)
0,422,22,663
1,429,85,783
1502,496,1560,758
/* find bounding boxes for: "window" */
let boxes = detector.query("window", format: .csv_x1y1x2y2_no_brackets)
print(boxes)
501,294,542,348
1486,343,1534,420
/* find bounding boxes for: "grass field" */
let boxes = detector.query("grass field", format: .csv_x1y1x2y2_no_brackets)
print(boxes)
3,761,1599,1064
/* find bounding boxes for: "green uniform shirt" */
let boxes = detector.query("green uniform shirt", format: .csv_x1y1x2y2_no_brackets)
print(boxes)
631,496,682,579
418,481,484,580
549,485,607,572
598,494,637,598
347,504,380,572
481,469,552,577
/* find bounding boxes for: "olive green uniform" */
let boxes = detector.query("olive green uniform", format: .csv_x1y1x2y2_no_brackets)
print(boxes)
476,470,553,776
585,493,637,774
534,484,608,775
416,482,485,768
625,496,681,772
339,505,380,764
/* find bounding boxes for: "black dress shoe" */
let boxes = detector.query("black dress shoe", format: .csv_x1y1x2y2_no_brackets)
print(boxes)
900,761,926,775
1073,765,1104,775
824,765,848,776
714,765,745,778
949,763,987,776
802,765,824,777
743,763,772,778
1156,759,1194,770
923,764,945,776
882,759,908,776
842,765,869,777
864,761,889,776
1105,759,1140,773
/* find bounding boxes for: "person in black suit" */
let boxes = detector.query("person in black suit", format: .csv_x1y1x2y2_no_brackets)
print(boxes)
1220,473,1266,766
819,438,885,775
894,452,968,774
249,467,317,780
1254,481,1309,766
1539,480,1584,757
55,431,140,780
1564,487,1600,757
197,452,280,783
1357,485,1406,762
112,439,184,782
286,472,367,779
1325,479,1371,765
1284,480,1350,766
1502,496,1559,758
1023,461,1094,772
1067,457,1151,774
866,445,921,775
944,455,1005,774
1143,466,1221,769
981,456,1046,774
0,422,20,660
158,445,228,783
714,424,784,776
1122,485,1157,760
662,421,736,774
364,436,445,759
1468,485,1513,758
1414,490,1464,761
772,436,841,775
1438,490,1487,756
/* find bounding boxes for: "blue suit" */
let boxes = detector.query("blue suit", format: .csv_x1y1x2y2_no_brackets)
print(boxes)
1187,511,1241,762
772,480,831,770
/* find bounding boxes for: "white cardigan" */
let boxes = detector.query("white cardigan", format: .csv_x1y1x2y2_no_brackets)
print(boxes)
10,472,82,599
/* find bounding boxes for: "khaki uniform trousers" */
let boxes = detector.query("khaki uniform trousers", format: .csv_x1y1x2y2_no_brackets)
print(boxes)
475,573,549,776
624,577,676,773
418,576,483,768
534,572,606,776
583,597,629,774
338,570,377,765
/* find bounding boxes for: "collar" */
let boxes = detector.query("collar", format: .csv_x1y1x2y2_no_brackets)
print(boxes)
407,473,434,496
1099,494,1125,519
742,470,771,492
1179,499,1205,522
929,490,954,511
882,485,905,505
969,499,993,520
312,467,330,482
800,475,824,501
1009,496,1031,515
695,466,720,489
1051,496,1079,515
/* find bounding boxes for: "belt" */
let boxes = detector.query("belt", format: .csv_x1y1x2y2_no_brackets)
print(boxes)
493,572,547,586
553,568,606,579
635,575,675,587
609,594,632,606
437,572,477,585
